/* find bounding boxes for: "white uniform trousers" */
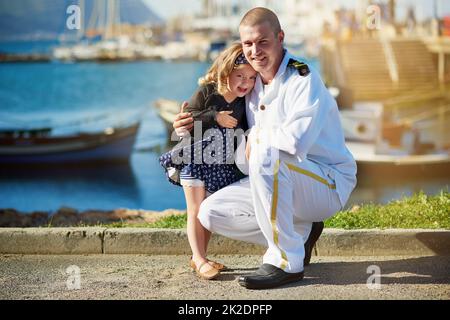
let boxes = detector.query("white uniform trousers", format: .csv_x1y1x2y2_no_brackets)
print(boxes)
249,150,341,273
198,157,341,272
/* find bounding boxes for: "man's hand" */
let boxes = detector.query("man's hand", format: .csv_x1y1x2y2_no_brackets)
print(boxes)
216,111,238,128
173,101,194,136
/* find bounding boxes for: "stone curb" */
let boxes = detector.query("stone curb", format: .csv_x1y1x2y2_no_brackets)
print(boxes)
0,228,106,254
0,228,449,256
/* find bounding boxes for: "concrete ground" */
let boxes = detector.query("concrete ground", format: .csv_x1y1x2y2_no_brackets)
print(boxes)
0,254,449,300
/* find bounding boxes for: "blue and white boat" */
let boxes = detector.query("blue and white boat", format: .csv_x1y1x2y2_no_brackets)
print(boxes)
0,115,140,164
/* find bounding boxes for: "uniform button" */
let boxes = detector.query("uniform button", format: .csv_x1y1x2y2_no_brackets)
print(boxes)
260,105,266,111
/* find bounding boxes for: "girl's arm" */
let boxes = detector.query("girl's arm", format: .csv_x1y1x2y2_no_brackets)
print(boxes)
184,85,217,131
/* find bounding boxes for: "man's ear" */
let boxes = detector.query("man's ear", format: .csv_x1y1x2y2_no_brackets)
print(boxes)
278,30,285,43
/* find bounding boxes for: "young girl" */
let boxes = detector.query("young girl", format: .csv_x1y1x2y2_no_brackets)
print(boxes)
160,43,256,280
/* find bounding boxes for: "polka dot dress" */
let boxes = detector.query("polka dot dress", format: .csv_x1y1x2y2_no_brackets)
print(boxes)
159,126,240,194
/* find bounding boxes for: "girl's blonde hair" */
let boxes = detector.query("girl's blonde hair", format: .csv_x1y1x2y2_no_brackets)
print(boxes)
198,42,248,95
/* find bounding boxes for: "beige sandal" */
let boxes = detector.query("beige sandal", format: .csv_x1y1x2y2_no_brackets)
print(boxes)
194,261,220,280
189,257,227,271
208,260,227,271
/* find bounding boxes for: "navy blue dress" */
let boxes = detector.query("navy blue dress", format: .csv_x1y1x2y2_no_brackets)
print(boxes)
159,126,240,193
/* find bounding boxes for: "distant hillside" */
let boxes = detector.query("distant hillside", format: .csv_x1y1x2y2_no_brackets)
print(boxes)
0,0,164,40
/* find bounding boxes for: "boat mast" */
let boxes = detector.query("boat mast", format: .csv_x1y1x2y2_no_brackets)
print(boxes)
105,0,117,39
116,0,121,37
83,0,120,41
98,0,106,38
77,0,85,40
86,0,100,38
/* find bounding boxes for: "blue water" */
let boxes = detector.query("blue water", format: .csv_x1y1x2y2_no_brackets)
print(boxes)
0,40,61,54
0,54,210,212
0,42,447,212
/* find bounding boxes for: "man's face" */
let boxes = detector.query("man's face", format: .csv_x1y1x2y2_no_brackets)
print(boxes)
239,21,284,80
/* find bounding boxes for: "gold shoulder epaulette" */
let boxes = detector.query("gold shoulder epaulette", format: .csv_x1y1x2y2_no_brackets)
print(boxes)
287,58,310,76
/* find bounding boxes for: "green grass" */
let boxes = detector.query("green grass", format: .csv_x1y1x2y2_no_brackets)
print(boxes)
101,190,449,230
102,214,187,229
325,190,449,229
146,214,188,228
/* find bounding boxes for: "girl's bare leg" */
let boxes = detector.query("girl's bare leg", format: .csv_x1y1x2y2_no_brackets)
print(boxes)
183,186,215,273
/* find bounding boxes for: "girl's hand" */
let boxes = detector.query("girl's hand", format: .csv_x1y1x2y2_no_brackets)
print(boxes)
216,111,238,128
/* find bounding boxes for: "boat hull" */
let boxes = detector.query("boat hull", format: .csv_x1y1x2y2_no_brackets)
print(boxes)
0,124,139,164
347,141,450,178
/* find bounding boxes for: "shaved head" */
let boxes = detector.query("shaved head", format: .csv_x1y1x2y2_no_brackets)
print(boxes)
239,7,281,36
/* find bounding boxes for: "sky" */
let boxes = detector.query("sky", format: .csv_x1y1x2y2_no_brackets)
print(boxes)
143,0,201,19
143,0,450,21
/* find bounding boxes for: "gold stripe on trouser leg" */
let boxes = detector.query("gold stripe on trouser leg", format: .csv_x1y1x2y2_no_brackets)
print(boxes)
286,163,336,189
270,159,289,270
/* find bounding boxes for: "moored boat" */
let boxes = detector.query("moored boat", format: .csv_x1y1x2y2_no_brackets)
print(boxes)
153,98,180,136
0,122,140,164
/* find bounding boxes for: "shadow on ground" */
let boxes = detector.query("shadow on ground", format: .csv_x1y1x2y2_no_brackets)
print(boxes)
221,256,450,288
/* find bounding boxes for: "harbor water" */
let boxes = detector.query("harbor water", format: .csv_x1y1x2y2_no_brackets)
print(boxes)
0,43,447,212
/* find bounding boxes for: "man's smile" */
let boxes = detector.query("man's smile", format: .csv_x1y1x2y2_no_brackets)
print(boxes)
252,56,266,64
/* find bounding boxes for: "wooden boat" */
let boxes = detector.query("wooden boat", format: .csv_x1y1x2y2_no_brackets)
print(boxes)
0,122,140,164
153,98,180,136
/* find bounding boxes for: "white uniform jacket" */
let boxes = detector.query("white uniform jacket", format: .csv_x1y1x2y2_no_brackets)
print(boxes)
246,50,357,208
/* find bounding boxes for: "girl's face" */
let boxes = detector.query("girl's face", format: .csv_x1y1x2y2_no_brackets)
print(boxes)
227,64,257,97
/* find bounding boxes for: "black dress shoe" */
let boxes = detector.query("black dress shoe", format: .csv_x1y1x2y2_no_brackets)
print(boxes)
304,221,324,266
238,264,304,290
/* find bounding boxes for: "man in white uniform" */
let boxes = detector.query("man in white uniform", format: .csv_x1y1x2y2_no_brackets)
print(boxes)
173,7,357,289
